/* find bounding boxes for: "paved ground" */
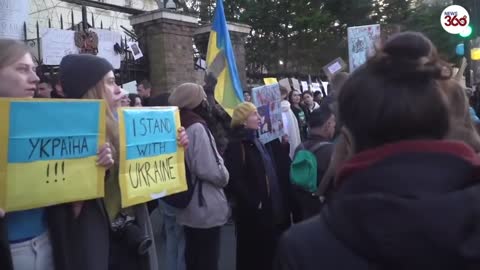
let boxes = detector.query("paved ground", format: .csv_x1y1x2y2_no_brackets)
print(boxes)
150,209,236,270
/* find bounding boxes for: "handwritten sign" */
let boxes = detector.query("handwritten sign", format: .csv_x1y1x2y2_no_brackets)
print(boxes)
0,99,106,212
118,107,187,207
41,29,79,65
252,84,284,144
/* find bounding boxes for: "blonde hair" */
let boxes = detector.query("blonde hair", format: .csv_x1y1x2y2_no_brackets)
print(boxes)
82,79,119,162
0,39,30,69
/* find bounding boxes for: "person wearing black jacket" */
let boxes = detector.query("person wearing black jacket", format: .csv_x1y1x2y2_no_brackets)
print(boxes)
225,102,291,270
275,32,480,270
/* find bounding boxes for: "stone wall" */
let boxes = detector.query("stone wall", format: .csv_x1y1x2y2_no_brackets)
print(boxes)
131,11,250,96
131,11,198,95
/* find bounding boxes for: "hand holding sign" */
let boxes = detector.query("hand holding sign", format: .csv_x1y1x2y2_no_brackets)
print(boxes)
177,127,189,149
97,143,114,168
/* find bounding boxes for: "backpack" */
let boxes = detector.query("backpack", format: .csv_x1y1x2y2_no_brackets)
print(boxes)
161,123,219,209
290,142,331,193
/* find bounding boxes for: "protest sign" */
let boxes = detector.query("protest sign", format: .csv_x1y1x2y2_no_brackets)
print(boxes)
263,78,278,85
347,24,381,72
323,57,347,79
0,99,106,212
41,29,79,65
118,107,187,208
301,81,309,92
278,78,291,92
252,84,284,144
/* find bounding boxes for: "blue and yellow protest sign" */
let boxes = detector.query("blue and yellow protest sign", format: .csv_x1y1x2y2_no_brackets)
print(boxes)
0,99,106,212
118,107,187,208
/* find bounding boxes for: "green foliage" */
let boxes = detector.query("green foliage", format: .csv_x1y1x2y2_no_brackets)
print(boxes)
194,0,461,75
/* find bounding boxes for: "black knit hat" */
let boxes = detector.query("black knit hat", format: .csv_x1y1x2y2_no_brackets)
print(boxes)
308,107,333,128
59,54,114,99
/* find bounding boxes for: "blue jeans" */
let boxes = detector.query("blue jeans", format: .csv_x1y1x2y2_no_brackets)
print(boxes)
158,201,186,270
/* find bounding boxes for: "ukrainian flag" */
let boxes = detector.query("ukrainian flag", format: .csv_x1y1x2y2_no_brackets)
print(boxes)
206,0,244,115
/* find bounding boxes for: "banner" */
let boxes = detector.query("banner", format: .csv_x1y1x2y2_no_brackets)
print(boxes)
118,107,187,208
347,24,381,72
252,84,284,144
0,99,106,212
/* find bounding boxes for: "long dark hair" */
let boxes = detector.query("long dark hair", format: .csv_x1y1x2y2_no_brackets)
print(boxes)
338,32,451,152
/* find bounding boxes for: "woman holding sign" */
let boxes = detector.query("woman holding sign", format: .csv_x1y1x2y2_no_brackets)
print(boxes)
58,54,189,270
0,40,114,270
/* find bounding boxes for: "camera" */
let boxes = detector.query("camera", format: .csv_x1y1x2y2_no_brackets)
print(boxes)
111,213,152,255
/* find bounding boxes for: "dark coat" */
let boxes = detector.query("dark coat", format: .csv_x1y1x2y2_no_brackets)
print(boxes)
0,199,110,270
291,135,333,223
275,140,480,270
224,127,292,270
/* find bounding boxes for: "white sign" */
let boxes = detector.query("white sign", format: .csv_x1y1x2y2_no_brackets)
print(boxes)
441,5,470,35
122,81,138,94
91,29,122,69
321,81,329,95
301,81,309,92
291,78,301,92
128,42,143,60
41,29,79,65
311,83,321,91
0,0,29,39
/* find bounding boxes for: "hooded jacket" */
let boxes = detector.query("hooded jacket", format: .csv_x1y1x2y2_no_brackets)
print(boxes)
275,140,480,270
281,100,302,159
177,110,230,228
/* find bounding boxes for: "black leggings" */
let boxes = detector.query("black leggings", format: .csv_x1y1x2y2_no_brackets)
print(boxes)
184,226,221,270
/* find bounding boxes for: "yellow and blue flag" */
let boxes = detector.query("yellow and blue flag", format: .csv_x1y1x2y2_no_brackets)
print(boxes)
206,0,244,115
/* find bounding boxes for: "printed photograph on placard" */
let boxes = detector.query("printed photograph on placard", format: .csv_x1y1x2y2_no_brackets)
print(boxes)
252,84,284,144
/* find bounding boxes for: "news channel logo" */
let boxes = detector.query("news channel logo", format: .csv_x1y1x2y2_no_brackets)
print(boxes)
441,5,470,35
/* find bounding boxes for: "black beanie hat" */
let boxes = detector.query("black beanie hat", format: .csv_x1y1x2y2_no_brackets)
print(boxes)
59,54,114,99
308,107,333,128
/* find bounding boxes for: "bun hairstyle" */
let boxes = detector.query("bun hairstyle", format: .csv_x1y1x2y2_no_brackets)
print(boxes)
370,32,452,81
338,32,451,152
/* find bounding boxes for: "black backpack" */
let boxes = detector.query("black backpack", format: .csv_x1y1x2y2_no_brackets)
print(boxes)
160,123,219,209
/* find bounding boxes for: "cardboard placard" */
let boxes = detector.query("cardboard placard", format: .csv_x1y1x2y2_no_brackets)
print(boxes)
118,107,187,208
0,99,106,212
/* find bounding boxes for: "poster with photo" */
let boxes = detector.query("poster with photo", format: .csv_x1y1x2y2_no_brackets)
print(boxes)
252,84,284,144
347,24,381,72
128,42,144,60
